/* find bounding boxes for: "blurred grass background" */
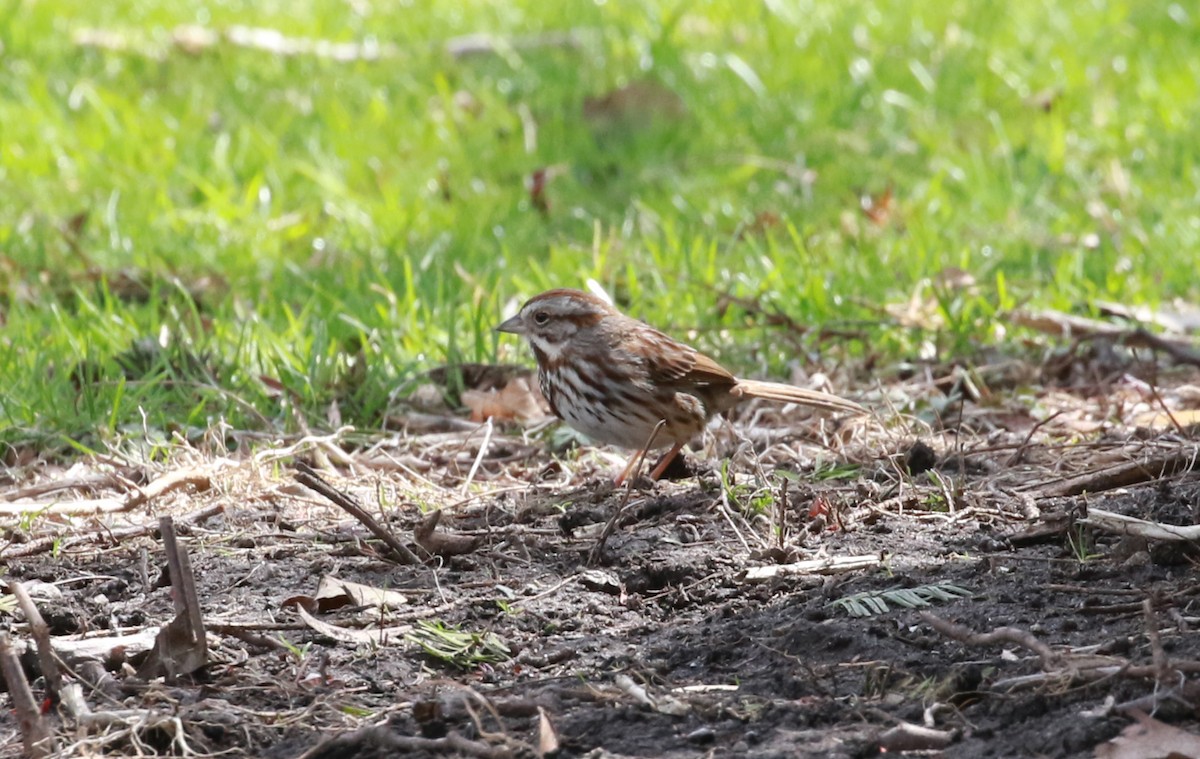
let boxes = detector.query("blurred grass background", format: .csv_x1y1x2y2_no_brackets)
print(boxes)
1,0,1197,452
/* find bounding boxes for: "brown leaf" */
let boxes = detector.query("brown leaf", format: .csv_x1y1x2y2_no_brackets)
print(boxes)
462,375,548,422
1094,710,1200,759
60,210,89,245
294,604,411,646
413,510,480,557
313,576,409,612
1132,409,1200,430
583,78,687,131
860,186,894,226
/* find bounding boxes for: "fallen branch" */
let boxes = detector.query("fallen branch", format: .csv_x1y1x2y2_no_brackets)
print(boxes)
0,466,212,517
126,467,213,509
1011,309,1200,366
922,612,1200,695
919,612,1060,669
1080,507,1200,542
293,604,413,646
42,629,160,662
741,553,887,583
1,472,122,501
1031,444,1200,497
877,722,956,753
293,463,423,565
991,661,1200,692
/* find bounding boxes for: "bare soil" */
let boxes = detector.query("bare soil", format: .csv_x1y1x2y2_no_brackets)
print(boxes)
3,366,1200,758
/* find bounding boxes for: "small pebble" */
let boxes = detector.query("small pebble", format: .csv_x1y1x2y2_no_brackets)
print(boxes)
685,727,715,745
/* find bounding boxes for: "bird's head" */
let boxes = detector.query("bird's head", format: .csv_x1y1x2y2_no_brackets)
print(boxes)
496,288,615,361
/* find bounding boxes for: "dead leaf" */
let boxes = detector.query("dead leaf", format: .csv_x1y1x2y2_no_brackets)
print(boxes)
426,363,535,393
580,569,621,594
136,614,208,679
316,576,409,611
73,28,141,53
1094,710,1200,759
59,210,89,251
933,266,978,291
462,375,547,422
884,268,980,330
860,186,894,227
224,25,396,61
583,78,687,131
295,604,412,646
1132,409,1200,430
885,281,943,330
283,576,411,615
413,510,480,557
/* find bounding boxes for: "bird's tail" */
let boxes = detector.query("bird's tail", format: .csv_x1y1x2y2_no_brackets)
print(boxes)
733,380,867,415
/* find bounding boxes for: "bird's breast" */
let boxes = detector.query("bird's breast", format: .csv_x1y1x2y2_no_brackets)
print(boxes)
537,362,712,450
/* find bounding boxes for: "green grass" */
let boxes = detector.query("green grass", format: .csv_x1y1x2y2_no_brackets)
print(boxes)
1,0,1198,453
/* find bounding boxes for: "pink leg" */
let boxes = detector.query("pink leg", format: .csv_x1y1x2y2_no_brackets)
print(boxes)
647,442,685,481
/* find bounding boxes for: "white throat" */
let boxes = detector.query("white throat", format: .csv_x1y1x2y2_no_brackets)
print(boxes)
530,336,564,361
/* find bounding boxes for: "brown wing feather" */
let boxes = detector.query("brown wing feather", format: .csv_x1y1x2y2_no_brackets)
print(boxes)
634,326,737,388
618,319,863,415
684,351,739,386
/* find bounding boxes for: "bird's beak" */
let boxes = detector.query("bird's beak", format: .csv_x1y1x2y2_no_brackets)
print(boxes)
496,315,524,335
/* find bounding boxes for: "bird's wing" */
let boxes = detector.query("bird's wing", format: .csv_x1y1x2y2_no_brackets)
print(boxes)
637,328,737,387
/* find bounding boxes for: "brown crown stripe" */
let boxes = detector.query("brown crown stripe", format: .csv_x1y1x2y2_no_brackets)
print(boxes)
524,288,613,311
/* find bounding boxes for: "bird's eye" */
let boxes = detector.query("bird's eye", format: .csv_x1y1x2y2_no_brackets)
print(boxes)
533,311,550,325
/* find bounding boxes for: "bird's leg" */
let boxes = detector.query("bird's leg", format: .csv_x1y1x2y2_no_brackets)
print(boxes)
647,442,685,481
613,420,669,487
613,451,644,488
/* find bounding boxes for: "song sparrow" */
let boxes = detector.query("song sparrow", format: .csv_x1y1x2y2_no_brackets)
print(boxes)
497,288,866,484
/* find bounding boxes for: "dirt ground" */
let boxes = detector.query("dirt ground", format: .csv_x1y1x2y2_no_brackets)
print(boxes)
3,358,1200,758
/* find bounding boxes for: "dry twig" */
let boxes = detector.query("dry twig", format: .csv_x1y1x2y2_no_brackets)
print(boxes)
877,722,956,752
138,517,208,680
293,462,423,565
1032,443,1200,497
0,632,55,757
0,502,225,560
920,612,1060,669
1081,507,1200,542
9,581,61,701
0,465,212,517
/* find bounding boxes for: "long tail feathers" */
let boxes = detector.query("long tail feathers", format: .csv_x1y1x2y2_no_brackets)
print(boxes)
733,379,867,415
